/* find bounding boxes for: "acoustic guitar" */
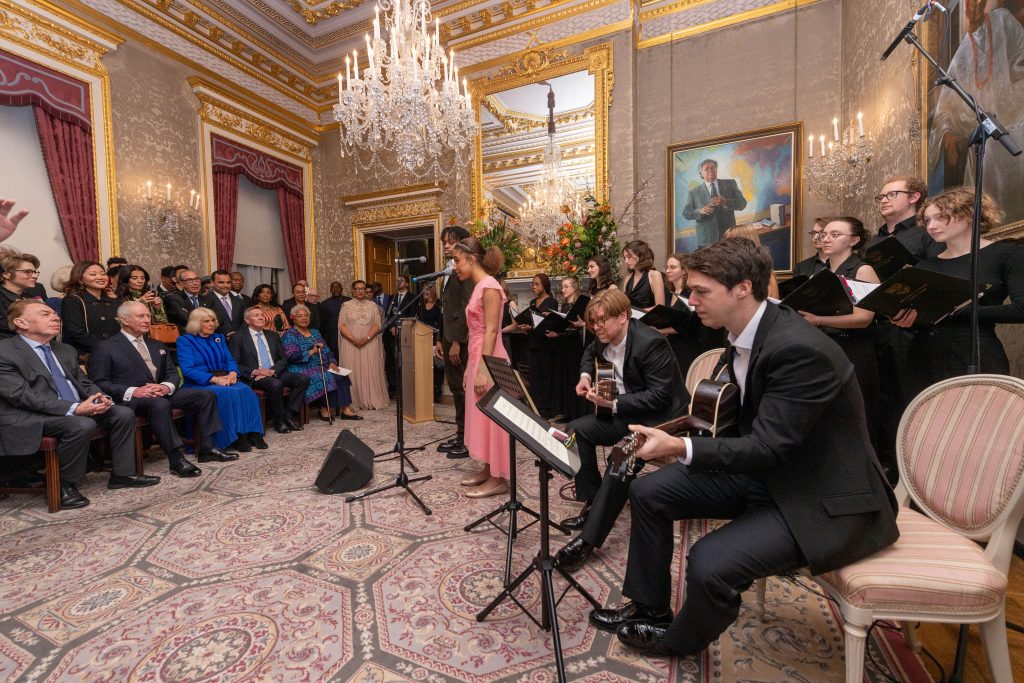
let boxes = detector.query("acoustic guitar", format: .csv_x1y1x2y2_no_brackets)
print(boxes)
594,359,618,417
608,378,740,482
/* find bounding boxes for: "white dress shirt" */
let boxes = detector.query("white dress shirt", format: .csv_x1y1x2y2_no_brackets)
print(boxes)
579,325,629,414
249,327,276,374
121,330,177,400
21,335,81,415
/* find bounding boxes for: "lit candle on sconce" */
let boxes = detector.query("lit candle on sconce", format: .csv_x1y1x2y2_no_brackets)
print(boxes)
819,134,826,157
166,183,171,201
832,117,839,142
189,189,195,208
194,194,201,211
828,142,834,156
808,135,814,157
374,5,380,40
857,112,864,137
146,180,152,199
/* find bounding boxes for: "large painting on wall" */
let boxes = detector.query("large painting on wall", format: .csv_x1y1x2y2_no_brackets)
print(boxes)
922,0,1024,235
668,122,801,272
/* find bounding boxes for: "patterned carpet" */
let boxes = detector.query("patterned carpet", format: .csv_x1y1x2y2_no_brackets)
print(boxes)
0,404,932,682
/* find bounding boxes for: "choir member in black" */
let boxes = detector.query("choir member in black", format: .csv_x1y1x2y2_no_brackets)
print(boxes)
61,260,121,358
544,275,590,422
497,277,525,370
416,285,445,402
793,217,830,277
586,255,617,295
622,240,666,309
794,218,884,468
893,188,1024,395
516,273,559,417
655,252,726,376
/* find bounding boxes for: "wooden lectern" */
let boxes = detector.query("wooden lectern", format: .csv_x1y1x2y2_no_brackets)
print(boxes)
400,319,435,423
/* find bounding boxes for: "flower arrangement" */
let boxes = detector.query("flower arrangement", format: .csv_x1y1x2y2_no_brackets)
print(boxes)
546,195,621,278
465,208,525,276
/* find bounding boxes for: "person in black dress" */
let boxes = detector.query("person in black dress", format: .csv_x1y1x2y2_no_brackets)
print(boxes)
656,252,726,377
893,188,1024,395
622,240,667,310
416,285,445,402
61,260,121,359
586,255,617,296
544,275,590,422
517,273,559,417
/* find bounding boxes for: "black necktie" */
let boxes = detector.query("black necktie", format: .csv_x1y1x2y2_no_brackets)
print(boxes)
717,344,736,384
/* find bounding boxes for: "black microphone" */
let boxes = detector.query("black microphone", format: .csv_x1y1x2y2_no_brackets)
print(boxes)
881,1,938,61
395,256,427,264
412,266,453,283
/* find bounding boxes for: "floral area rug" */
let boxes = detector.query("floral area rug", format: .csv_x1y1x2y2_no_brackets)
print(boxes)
0,404,932,682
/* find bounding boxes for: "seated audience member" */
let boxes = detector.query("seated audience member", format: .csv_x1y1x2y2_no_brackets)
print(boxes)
117,265,168,323
19,253,47,299
252,284,291,334
588,237,898,659
60,260,121,358
229,272,252,307
0,300,160,508
164,269,204,331
89,301,236,474
177,307,265,453
229,306,309,433
282,304,361,421
282,282,321,329
794,218,830,277
0,198,28,243
46,265,73,316
200,270,246,336
157,266,177,296
0,249,42,340
319,281,350,358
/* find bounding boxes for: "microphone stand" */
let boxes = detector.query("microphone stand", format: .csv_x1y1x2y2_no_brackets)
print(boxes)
314,346,333,426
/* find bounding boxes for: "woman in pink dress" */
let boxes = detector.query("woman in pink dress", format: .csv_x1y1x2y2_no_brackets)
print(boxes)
453,237,511,498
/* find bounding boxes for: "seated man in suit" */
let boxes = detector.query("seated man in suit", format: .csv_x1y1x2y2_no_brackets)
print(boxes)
559,288,686,539
164,269,203,331
229,272,252,307
229,306,309,433
0,300,161,508
200,270,246,337
590,238,899,658
89,300,238,476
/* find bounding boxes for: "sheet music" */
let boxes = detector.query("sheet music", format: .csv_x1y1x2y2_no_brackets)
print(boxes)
328,367,352,376
841,277,880,304
630,308,645,320
531,313,545,328
493,395,572,466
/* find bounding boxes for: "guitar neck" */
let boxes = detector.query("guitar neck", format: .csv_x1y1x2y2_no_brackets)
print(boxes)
653,414,714,436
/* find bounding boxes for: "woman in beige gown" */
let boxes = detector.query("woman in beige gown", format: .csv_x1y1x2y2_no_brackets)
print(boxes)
338,280,390,410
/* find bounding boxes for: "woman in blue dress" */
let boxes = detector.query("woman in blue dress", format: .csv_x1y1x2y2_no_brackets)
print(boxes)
177,307,265,452
281,304,361,421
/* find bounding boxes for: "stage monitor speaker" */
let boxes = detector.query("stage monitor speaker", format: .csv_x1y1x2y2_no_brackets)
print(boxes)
315,430,374,494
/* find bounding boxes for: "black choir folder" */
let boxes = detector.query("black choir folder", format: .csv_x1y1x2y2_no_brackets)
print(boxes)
780,269,855,316
864,236,917,281
777,274,809,299
563,296,589,323
531,310,572,335
512,306,534,326
855,266,989,326
631,304,692,329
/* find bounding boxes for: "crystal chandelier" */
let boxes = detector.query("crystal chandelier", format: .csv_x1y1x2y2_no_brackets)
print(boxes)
142,180,200,245
333,0,477,178
804,113,875,203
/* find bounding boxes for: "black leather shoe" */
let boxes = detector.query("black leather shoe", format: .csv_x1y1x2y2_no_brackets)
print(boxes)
589,601,673,633
59,482,90,509
283,418,303,431
273,421,292,434
561,502,591,531
198,448,240,462
248,433,269,450
339,413,363,420
445,443,469,459
554,537,594,572
616,621,675,657
437,438,457,453
169,459,202,477
107,474,161,489
229,436,252,453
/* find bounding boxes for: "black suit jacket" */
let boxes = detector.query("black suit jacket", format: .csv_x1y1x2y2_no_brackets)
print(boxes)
88,333,180,401
164,290,200,330
580,318,687,424
228,327,289,381
0,336,104,455
687,303,899,574
388,291,419,319
441,273,473,344
201,291,246,335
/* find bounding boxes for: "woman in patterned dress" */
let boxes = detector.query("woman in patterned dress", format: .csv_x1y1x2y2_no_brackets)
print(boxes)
281,304,361,421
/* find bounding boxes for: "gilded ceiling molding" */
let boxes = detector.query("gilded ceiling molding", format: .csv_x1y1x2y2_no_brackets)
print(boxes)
449,0,619,51
350,199,443,227
638,0,714,21
482,96,594,133
441,0,579,43
0,0,119,76
285,0,365,26
638,0,820,48
483,141,594,171
201,0,371,52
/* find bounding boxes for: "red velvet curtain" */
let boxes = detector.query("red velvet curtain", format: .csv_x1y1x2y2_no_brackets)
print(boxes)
277,187,306,283
32,106,98,262
213,171,239,272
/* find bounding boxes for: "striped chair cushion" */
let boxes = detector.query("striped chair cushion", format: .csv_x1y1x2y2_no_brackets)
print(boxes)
817,509,1007,615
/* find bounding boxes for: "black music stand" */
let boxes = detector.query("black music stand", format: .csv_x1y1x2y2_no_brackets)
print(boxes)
464,356,569,586
473,387,599,683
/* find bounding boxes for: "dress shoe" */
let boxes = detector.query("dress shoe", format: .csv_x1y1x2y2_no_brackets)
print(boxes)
339,413,363,420
248,433,269,450
465,480,509,498
273,421,292,434
229,435,252,453
283,418,303,431
198,448,240,463
437,438,458,453
169,459,202,477
445,443,470,459
107,473,161,489
460,470,491,487
554,537,594,572
589,600,673,633
561,502,592,531
59,482,90,509
616,621,675,657
318,411,333,422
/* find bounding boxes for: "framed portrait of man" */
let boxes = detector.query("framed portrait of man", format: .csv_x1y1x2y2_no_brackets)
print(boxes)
667,122,802,274
922,0,1024,236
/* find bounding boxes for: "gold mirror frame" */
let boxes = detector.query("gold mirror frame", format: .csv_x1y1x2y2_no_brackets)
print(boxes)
470,42,614,235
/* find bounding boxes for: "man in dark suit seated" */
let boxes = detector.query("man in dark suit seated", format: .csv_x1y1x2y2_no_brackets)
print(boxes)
0,300,161,508
589,238,899,658
200,270,246,337
558,288,686,540
229,306,308,433
229,272,252,308
164,269,203,332
89,300,237,476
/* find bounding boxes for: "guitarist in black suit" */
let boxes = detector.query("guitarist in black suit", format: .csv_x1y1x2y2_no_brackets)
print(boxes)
560,288,686,533
228,306,308,433
88,301,237,476
590,238,899,659
200,270,246,337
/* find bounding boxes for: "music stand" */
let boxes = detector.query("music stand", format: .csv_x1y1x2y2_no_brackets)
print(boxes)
464,356,569,587
473,387,599,683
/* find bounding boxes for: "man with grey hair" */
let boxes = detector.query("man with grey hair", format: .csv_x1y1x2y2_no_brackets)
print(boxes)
681,158,748,247
88,300,237,476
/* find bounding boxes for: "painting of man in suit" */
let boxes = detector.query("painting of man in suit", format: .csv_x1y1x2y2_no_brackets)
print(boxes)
681,159,748,246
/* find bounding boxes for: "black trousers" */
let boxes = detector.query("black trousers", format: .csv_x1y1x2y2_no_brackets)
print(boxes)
251,372,309,421
579,458,647,548
874,323,912,471
127,388,222,459
621,465,805,657
443,340,468,438
39,404,136,483
564,413,630,502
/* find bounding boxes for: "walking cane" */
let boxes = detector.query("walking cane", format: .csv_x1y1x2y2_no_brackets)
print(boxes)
315,343,334,426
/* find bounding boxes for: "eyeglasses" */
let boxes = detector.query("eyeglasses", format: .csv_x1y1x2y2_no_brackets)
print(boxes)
590,315,611,327
14,269,40,275
820,231,853,241
873,190,912,203
807,231,824,240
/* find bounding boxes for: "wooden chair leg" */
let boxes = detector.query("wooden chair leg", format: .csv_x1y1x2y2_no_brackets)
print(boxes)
44,448,61,513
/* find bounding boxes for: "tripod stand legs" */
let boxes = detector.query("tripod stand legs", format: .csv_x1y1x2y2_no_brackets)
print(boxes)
346,470,434,515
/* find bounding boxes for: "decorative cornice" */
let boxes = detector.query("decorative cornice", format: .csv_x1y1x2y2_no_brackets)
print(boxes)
441,0,579,43
449,0,619,51
638,0,821,48
344,182,447,206
483,141,594,171
285,0,365,26
351,198,443,227
482,96,594,134
638,0,714,21
0,0,120,76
